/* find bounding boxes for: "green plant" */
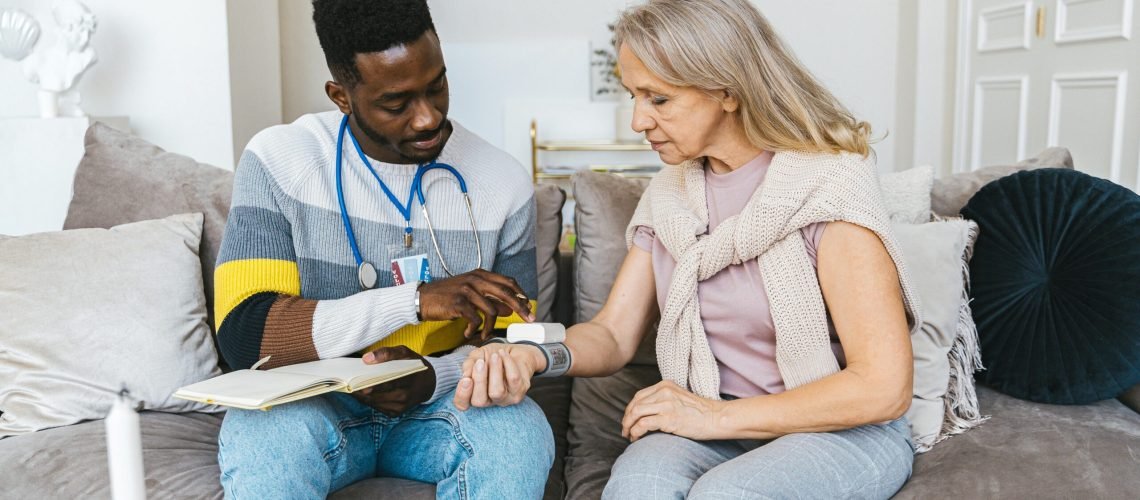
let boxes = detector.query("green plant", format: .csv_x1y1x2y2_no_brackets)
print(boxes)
591,23,621,96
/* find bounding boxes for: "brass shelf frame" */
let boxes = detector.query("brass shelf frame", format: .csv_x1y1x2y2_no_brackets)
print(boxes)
529,119,656,182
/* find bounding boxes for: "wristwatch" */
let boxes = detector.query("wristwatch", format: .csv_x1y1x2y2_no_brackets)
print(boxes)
414,283,423,322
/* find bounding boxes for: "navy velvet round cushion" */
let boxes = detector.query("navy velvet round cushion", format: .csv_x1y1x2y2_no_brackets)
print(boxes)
962,168,1140,404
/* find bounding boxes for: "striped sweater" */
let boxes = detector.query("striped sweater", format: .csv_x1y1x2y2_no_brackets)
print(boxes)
215,111,537,403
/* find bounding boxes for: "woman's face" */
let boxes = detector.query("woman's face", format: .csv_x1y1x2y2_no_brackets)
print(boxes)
617,44,737,165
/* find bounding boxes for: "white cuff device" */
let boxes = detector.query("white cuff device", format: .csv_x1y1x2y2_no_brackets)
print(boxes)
505,322,566,344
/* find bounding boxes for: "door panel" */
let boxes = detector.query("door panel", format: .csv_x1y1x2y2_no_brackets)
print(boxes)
1048,72,1128,181
955,0,1140,189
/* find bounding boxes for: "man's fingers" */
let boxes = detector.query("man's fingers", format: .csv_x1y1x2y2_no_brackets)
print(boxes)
457,302,482,338
468,275,532,321
463,287,499,339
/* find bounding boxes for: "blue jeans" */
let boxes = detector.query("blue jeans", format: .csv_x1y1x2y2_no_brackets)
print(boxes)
603,418,914,499
217,391,554,500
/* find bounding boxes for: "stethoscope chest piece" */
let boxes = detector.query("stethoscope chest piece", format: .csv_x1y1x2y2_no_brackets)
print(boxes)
358,262,378,290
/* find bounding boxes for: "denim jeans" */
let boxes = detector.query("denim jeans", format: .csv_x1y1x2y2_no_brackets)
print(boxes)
217,390,554,500
603,417,915,500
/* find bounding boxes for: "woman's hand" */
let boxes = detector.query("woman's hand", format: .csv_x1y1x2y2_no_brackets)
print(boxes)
453,343,545,411
621,380,729,442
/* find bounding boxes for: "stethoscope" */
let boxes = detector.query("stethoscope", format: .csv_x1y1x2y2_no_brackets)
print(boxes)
335,114,483,290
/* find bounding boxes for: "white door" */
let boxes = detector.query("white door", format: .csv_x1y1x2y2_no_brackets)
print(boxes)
953,0,1140,189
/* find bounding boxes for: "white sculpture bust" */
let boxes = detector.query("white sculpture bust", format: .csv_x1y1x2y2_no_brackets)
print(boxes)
20,0,98,118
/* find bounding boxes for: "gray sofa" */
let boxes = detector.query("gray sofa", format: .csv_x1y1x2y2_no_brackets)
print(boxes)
2,124,1139,499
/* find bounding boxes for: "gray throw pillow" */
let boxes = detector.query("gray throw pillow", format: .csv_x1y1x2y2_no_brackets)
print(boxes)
931,147,1074,217
534,183,565,324
893,219,986,451
64,123,234,333
572,171,656,365
0,214,222,438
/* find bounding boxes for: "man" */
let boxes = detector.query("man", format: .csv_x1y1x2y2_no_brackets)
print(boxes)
213,1,553,497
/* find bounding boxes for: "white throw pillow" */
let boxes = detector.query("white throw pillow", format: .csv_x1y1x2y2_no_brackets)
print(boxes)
893,219,987,452
0,213,221,438
881,165,935,224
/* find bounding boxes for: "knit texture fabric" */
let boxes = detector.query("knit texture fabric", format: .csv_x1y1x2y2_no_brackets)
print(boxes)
215,111,537,401
626,150,922,399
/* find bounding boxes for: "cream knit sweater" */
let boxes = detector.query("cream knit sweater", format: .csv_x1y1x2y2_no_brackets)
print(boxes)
625,150,922,399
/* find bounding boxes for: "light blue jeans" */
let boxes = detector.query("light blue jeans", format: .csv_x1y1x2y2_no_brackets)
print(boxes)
603,417,914,499
217,391,554,500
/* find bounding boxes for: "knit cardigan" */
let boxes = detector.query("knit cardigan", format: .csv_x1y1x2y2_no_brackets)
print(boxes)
625,150,922,399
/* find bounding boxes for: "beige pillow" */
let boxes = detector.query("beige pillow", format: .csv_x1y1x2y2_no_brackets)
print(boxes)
572,171,656,365
0,213,222,438
64,123,234,334
931,147,1074,217
534,184,566,323
893,219,986,451
880,165,935,224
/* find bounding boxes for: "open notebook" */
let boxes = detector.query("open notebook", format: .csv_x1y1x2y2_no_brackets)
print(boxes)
173,357,427,410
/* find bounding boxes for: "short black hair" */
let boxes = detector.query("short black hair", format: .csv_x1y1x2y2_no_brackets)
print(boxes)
312,0,437,87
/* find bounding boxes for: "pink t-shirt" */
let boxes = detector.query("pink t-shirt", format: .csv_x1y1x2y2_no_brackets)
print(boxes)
633,151,846,398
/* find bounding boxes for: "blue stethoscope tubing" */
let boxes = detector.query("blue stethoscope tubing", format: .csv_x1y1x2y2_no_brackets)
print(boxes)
335,114,482,289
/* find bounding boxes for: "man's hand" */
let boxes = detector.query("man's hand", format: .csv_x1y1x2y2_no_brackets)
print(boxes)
418,269,535,340
351,346,436,416
453,343,545,411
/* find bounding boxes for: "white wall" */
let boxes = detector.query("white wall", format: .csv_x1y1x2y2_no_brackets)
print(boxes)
0,0,283,170
227,0,283,165
0,0,237,168
279,0,910,172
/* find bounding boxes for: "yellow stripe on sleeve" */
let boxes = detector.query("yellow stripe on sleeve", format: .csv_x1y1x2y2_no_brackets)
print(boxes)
214,259,301,331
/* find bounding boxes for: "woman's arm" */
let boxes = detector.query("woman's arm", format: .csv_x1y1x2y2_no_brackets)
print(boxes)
623,221,913,441
453,246,659,409
713,221,913,438
562,245,660,376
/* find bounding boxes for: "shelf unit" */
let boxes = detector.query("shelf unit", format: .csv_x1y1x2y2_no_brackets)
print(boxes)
529,119,658,182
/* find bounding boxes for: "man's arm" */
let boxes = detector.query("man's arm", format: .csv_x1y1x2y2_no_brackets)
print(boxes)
214,151,422,370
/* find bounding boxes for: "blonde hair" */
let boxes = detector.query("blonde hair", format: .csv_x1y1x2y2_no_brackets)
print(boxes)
614,0,873,156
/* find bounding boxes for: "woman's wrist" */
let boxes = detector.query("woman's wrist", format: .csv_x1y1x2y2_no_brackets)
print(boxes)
520,344,548,374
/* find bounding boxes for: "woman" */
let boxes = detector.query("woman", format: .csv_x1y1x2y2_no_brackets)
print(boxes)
453,0,920,497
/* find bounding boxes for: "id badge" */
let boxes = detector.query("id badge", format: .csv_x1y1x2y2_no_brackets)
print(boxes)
391,253,431,285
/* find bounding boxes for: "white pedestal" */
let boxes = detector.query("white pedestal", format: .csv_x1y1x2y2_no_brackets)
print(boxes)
0,116,129,236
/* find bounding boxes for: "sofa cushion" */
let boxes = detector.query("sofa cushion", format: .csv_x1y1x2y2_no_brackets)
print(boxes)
0,411,226,499
931,147,1073,217
63,123,234,334
572,172,656,365
896,385,1140,498
0,410,438,500
963,169,1140,404
534,184,566,324
894,219,984,451
565,364,662,500
880,165,935,224
0,214,221,438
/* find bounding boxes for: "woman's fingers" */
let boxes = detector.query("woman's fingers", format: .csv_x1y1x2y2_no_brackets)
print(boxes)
487,352,506,402
628,414,663,442
453,377,474,411
470,356,490,407
500,349,526,399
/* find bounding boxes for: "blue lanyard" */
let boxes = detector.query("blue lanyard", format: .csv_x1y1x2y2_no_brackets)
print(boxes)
335,114,469,269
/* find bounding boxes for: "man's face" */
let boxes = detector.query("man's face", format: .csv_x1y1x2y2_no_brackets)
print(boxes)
331,31,450,164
